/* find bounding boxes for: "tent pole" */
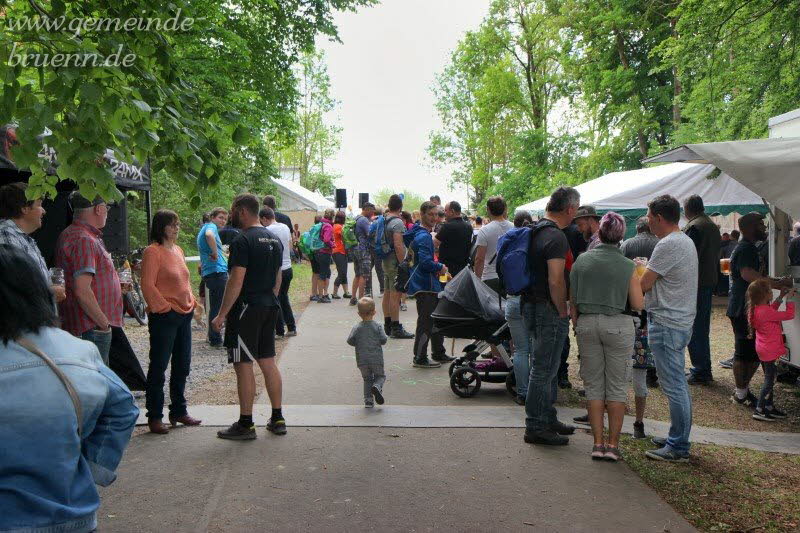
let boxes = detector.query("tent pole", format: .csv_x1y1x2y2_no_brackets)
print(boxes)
145,190,152,238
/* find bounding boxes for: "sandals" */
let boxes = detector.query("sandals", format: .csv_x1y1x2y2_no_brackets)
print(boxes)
591,444,605,460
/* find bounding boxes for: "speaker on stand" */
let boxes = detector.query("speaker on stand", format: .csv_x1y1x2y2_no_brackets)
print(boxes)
335,188,347,209
358,193,369,208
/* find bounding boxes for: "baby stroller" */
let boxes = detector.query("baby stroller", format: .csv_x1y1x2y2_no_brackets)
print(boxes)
432,268,515,398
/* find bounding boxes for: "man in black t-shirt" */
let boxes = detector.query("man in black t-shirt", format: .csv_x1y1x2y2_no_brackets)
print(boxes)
523,186,580,447
726,213,790,410
434,200,473,277
212,194,287,441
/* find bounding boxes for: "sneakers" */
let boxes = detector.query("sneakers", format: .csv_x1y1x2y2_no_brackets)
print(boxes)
371,385,385,405
731,391,758,409
343,292,352,299
217,421,256,440
719,357,734,369
573,413,590,425
318,295,332,303
432,353,455,363
384,322,392,335
266,417,287,435
349,298,358,306
651,436,667,447
331,294,342,299
633,421,646,439
310,295,319,302
524,429,569,446
390,325,415,339
550,420,575,435
286,330,297,337
687,374,713,385
413,359,441,368
400,302,407,311
365,399,374,408
753,409,777,422
768,406,788,419
513,395,526,406
645,447,689,463
603,446,623,462
591,444,605,460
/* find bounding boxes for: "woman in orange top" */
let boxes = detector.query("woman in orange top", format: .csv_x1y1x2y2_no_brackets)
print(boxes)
140,209,200,435
331,210,352,299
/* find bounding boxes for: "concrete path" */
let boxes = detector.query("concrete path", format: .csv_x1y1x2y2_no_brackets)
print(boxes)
103,265,695,531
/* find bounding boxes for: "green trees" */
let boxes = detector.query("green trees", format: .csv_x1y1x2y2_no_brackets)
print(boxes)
0,0,370,203
373,189,427,212
269,50,342,197
429,0,800,213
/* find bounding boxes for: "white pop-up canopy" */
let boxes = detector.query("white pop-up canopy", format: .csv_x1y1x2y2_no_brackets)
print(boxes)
642,138,800,220
516,162,765,221
271,177,335,211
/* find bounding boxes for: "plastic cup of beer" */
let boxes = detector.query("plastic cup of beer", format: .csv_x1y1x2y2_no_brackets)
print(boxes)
49,267,65,287
634,258,648,278
720,258,731,276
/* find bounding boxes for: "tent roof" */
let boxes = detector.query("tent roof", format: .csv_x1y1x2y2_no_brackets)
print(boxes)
515,163,764,215
642,138,800,219
272,178,334,211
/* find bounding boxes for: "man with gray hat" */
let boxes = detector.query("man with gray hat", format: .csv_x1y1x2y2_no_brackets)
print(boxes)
574,205,602,251
55,191,122,364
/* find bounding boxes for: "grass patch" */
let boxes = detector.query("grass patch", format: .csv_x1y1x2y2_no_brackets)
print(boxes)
620,436,800,532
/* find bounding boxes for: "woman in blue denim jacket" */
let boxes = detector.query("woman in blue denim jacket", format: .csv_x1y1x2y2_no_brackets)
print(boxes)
0,245,139,533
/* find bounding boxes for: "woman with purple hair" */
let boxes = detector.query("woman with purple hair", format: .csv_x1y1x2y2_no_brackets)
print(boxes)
569,212,644,462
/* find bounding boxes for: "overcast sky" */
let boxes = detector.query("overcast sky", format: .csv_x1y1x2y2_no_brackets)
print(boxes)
317,0,490,208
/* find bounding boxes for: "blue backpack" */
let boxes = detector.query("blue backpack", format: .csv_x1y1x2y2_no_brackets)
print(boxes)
372,215,400,259
495,219,557,295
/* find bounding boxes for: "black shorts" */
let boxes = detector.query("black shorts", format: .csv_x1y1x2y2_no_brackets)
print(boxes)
226,303,280,363
730,314,759,362
310,254,320,274
316,251,333,281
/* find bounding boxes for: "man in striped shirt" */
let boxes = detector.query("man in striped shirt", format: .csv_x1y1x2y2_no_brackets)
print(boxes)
56,191,123,364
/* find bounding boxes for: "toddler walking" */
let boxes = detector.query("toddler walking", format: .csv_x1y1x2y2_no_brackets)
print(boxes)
347,297,388,407
746,279,796,422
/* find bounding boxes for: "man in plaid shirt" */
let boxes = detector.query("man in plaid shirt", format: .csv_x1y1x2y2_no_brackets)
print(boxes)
0,182,65,303
56,191,123,364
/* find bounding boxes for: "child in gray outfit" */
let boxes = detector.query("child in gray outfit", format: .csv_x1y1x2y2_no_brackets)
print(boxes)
346,297,388,407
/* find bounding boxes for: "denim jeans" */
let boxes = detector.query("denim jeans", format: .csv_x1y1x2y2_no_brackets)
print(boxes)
276,267,296,335
688,286,714,380
505,295,530,397
757,361,777,411
649,321,693,455
204,272,228,345
413,292,446,361
524,301,569,432
145,310,193,420
359,364,386,402
81,327,113,365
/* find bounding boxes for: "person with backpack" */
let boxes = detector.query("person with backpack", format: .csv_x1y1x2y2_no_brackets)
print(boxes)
304,215,323,301
315,209,336,303
349,203,375,305
331,211,352,300
377,195,414,339
366,207,385,298
474,196,514,295
522,186,580,447
404,201,451,368
504,211,533,405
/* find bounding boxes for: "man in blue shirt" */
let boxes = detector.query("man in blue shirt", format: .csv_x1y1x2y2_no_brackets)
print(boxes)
197,207,229,347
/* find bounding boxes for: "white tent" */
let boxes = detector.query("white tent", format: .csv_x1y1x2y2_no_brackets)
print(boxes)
272,178,334,212
516,163,765,222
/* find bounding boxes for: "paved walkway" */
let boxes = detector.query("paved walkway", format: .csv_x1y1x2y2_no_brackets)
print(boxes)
99,266,697,530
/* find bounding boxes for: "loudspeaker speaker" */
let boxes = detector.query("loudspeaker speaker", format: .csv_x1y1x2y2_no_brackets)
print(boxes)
335,188,347,208
102,198,129,255
358,193,369,208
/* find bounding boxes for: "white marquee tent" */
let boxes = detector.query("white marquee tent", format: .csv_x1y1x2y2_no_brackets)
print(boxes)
272,178,334,212
515,163,766,236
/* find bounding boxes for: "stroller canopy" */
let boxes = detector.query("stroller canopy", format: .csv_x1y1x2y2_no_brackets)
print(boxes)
439,268,505,323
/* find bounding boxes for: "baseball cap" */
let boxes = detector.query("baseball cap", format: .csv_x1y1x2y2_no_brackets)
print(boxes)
738,212,765,231
68,191,107,210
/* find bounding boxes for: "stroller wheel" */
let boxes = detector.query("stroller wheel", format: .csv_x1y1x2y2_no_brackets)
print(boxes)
450,367,481,398
505,371,517,397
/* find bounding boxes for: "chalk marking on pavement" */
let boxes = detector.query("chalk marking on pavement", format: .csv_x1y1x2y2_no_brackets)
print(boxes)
191,461,229,533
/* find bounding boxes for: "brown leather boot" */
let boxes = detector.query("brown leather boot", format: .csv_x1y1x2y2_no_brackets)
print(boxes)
169,414,202,427
148,419,170,434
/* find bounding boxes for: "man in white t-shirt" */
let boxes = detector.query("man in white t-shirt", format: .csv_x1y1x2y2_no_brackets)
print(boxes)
473,196,514,294
260,207,296,337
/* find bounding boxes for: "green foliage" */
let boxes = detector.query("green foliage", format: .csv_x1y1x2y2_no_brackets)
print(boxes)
269,49,342,196
0,0,372,201
373,188,427,212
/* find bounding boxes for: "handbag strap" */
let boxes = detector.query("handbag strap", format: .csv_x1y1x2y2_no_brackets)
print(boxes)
16,337,83,438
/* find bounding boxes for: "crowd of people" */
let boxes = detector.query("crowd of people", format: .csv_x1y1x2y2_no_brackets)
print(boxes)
1,175,798,531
